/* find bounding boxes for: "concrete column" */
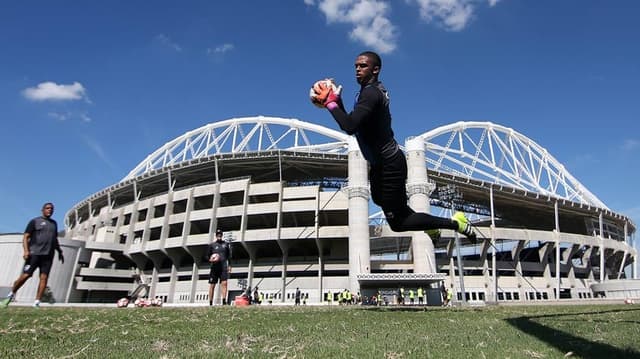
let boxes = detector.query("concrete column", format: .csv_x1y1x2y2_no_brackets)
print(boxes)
281,252,287,303
512,240,525,300
159,190,173,250
632,223,638,280
247,257,254,291
189,262,199,304
150,267,159,299
618,251,628,279
554,201,561,299
317,256,323,304
344,137,370,293
490,186,497,302
168,263,178,302
405,137,437,273
599,212,605,282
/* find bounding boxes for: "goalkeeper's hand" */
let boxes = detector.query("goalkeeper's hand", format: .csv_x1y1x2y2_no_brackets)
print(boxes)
310,79,342,109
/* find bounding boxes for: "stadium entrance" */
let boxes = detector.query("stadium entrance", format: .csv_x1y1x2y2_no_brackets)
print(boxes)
357,273,447,306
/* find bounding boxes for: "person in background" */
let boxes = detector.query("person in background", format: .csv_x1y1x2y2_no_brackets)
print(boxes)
207,228,231,305
1,203,64,308
295,287,301,306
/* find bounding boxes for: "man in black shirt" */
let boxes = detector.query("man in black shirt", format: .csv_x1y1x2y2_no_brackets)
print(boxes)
1,202,64,308
207,228,231,305
295,287,301,306
312,51,476,241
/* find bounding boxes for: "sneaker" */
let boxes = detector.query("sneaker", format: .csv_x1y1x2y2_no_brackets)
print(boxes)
33,300,41,308
451,212,477,243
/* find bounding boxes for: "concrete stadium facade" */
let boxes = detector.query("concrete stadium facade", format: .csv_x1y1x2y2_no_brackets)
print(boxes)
62,116,637,305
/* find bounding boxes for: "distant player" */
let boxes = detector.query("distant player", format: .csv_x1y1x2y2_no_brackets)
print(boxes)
207,228,232,305
1,203,64,308
310,51,476,240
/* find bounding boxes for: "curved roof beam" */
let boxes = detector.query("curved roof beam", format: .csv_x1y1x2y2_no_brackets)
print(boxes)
123,116,349,180
417,121,606,208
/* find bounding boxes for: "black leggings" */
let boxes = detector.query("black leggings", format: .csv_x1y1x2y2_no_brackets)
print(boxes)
370,149,457,233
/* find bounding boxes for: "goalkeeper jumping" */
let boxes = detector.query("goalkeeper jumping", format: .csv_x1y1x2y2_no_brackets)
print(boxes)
310,51,476,241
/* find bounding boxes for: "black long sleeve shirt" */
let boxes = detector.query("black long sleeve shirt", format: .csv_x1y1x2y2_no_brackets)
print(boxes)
329,81,397,166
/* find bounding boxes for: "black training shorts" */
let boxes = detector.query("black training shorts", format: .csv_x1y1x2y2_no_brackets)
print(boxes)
369,148,408,213
208,265,229,284
22,254,54,276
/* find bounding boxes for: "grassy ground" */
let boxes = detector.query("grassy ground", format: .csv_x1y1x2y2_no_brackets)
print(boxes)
1,304,639,358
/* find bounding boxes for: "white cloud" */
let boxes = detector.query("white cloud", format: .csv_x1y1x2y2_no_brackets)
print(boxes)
621,139,640,151
408,0,500,31
81,135,117,170
304,0,315,5
47,111,92,123
22,81,88,102
315,0,398,54
48,111,70,121
79,113,92,123
208,43,235,54
154,34,182,52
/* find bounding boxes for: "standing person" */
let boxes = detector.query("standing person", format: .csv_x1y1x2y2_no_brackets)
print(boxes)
207,228,231,306
417,287,424,305
253,286,260,304
310,51,477,241
441,283,448,306
398,286,405,305
1,203,64,308
294,287,301,306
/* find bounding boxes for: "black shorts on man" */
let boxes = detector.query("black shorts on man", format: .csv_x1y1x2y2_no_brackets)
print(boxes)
23,254,55,276
208,265,229,284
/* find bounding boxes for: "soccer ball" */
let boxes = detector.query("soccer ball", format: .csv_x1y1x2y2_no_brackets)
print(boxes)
309,79,339,108
117,297,130,308
624,298,635,305
210,253,221,263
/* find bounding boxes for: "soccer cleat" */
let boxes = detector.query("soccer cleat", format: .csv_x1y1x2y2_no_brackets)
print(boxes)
451,211,477,243
33,300,41,308
0,297,11,308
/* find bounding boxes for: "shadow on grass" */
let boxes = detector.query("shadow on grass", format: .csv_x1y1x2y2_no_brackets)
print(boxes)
506,308,640,359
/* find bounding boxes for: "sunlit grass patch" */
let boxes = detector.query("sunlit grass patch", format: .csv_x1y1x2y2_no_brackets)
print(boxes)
1,305,639,358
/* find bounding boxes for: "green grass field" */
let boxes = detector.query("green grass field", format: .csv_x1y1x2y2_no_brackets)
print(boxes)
1,304,639,358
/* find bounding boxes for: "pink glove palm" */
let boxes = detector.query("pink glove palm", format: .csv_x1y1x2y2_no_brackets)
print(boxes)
310,79,342,109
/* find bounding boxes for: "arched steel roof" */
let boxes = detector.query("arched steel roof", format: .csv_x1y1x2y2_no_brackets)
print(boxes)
125,117,606,208
418,121,606,208
124,116,350,180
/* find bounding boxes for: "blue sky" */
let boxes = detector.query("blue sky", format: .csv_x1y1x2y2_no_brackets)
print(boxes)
1,0,639,236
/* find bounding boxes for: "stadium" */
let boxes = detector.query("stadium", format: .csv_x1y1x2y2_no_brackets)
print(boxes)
57,116,637,305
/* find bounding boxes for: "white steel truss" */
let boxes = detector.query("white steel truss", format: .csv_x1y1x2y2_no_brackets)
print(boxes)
123,116,349,180
418,121,606,208
124,117,606,209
